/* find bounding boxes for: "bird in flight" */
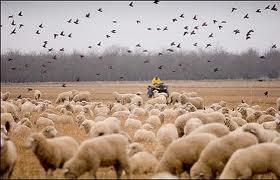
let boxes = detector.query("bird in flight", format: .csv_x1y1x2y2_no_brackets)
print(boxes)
98,8,103,12
68,33,72,38
112,20,117,23
36,30,40,35
256,9,261,13
171,42,175,46
74,19,79,24
136,20,141,24
271,4,278,11
39,23,43,28
213,19,217,24
244,14,249,19
176,43,181,48
206,43,212,48
136,43,141,47
48,48,53,52
97,42,101,46
19,24,24,29
183,31,188,36
111,30,116,33
11,20,16,26
193,43,198,47
214,68,219,72
86,13,90,18
10,28,16,35
60,31,65,36
190,30,196,35
129,2,133,7
163,26,168,31
8,15,13,18
259,55,265,59
167,48,174,52
231,7,237,12
193,15,197,20
172,18,178,22
221,21,227,23
194,26,199,30
272,44,277,48
54,33,58,39
18,11,23,16
67,18,72,23
265,5,270,10
202,22,207,26
218,25,223,29
209,33,213,38
180,14,184,18
106,35,110,38
62,83,67,87
233,29,240,34
264,91,268,97
153,0,159,4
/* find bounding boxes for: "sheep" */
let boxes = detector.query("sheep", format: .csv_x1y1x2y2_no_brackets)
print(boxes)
55,91,73,104
112,110,130,119
36,117,54,128
124,118,142,129
94,115,106,122
182,91,198,97
129,151,159,174
134,129,156,142
262,118,280,133
75,113,86,126
149,109,161,116
146,96,167,105
231,117,247,126
41,126,58,138
189,123,230,137
34,89,42,101
54,114,74,124
190,132,258,179
272,137,280,144
1,124,8,135
277,97,280,111
1,101,19,121
183,118,203,135
130,95,143,107
169,92,181,105
224,117,239,131
72,91,91,102
110,103,128,114
246,111,262,123
156,123,178,147
180,94,204,109
156,133,217,177
17,118,32,128
80,120,95,134
1,132,17,179
146,115,162,129
175,111,226,137
151,172,178,179
63,134,131,179
257,114,275,124
220,143,280,179
1,113,15,127
89,117,120,137
128,142,145,157
21,101,36,116
154,103,167,111
241,123,280,143
265,107,277,116
1,92,11,101
142,123,154,131
25,133,79,177
131,107,146,117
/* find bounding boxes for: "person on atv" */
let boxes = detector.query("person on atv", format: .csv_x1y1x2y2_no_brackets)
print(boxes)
152,76,162,86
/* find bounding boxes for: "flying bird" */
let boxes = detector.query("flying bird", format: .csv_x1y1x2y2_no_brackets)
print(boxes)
18,11,23,16
60,48,64,51
129,2,133,7
112,20,117,23
157,27,161,30
172,18,177,22
127,50,132,53
67,18,72,23
193,43,198,47
74,19,79,24
194,26,199,30
244,14,249,19
256,9,261,13
193,15,197,20
11,20,16,26
10,28,16,34
176,43,181,48
209,33,213,38
17,95,22,99
183,31,188,36
98,8,103,12
246,36,251,40
202,22,207,26
231,7,237,12
39,23,43,28
207,60,211,63
53,55,57,60
246,29,254,36
19,24,24,28
8,58,13,61
106,34,110,38
213,19,217,24
264,91,268,97
158,65,163,69
97,42,101,46
54,33,58,39
136,43,141,47
62,83,67,87
11,67,16,71
60,31,65,36
111,30,116,33
153,0,159,4
36,30,40,34
136,20,141,24
265,5,270,10
214,68,219,72
27,88,33,92
8,15,13,18
88,45,92,49
144,60,149,63
68,33,72,38
147,27,152,30
143,49,148,52
218,25,223,29
42,43,47,48
80,55,84,59
221,21,227,23
272,44,277,48
206,43,212,48
48,48,53,52
259,55,265,59
190,30,196,35
163,26,168,31
171,42,175,46
180,14,184,18
158,52,163,56
184,26,188,30
233,29,240,34
86,13,90,18
167,48,174,52
271,4,278,11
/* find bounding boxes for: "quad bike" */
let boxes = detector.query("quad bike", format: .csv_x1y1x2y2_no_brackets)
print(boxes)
147,83,169,98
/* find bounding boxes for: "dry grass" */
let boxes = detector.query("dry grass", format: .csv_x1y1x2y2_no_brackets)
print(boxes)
1,80,280,179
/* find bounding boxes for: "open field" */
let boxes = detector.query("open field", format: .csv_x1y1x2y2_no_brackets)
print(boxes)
1,80,280,178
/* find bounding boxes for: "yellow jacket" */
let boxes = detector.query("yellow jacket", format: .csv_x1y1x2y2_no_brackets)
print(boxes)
152,77,162,85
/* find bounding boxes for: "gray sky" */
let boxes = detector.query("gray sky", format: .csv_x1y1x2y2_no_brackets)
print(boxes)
1,1,280,55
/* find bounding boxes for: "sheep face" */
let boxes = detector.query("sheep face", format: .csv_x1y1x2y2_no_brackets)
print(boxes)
25,134,42,151
64,168,78,179
128,142,144,157
42,126,57,138
191,162,212,179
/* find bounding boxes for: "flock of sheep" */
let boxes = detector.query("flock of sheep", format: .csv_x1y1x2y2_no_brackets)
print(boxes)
1,88,280,179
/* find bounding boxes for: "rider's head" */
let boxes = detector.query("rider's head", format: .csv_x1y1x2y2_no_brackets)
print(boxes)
155,76,159,80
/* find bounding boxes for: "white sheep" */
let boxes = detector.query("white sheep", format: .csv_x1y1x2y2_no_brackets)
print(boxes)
183,118,203,135
175,111,226,137
130,95,143,107
21,101,36,117
89,117,120,137
146,115,162,129
142,123,154,131
149,108,162,116
1,92,11,101
146,96,167,105
112,110,130,119
180,95,204,109
262,118,280,133
72,91,91,102
129,151,159,175
156,123,178,147
190,132,258,179
34,89,42,101
169,92,181,105
224,117,239,131
25,133,79,177
55,91,73,104
80,120,95,134
0,132,17,179
128,142,145,157
241,123,280,142
257,114,275,124
220,143,280,179
131,107,146,117
63,134,131,179
1,101,19,121
265,107,277,116
41,126,58,138
36,117,54,128
134,129,156,142
124,118,142,129
156,133,217,177
189,123,230,137
151,172,178,179
246,111,263,123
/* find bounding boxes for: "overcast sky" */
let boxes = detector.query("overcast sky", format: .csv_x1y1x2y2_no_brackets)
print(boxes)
1,1,280,55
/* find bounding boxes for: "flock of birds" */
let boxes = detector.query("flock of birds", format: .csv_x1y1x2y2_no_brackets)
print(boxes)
2,1,279,80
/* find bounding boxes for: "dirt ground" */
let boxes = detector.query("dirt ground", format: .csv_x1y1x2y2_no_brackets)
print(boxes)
1,80,280,178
